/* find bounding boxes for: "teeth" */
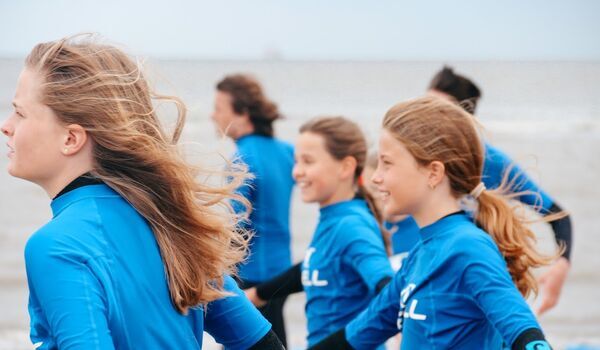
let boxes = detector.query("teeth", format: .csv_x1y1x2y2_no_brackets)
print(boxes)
297,181,310,189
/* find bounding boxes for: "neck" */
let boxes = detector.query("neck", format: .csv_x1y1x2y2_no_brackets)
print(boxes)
40,161,94,199
232,122,255,140
412,191,460,228
319,182,356,208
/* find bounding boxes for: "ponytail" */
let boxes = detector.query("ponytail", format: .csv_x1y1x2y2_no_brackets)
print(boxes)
357,181,392,255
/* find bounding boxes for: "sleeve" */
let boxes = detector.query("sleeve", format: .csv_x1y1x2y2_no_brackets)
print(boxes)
511,328,551,350
340,219,394,293
548,202,573,261
255,262,303,300
24,233,115,350
204,275,272,350
462,238,541,347
483,145,554,211
344,272,403,350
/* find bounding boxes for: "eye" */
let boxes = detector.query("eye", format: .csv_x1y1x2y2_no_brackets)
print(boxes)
15,110,25,118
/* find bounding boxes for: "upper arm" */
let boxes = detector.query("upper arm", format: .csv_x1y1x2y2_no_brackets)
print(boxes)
204,276,271,350
461,239,540,346
25,233,114,350
340,220,393,292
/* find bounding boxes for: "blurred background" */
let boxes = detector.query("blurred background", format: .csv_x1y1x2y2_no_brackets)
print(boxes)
1,1,599,349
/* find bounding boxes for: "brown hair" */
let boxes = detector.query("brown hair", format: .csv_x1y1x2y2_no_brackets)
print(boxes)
383,96,556,297
300,116,391,253
26,35,249,313
216,74,282,137
429,66,482,113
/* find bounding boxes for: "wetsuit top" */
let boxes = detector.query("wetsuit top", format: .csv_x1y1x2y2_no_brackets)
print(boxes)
345,212,545,349
303,199,393,346
232,134,295,282
25,181,270,350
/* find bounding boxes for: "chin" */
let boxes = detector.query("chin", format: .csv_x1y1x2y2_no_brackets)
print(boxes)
383,204,405,218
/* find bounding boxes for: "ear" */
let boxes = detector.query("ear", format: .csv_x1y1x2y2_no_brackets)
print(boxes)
426,160,446,189
61,124,89,156
339,156,358,180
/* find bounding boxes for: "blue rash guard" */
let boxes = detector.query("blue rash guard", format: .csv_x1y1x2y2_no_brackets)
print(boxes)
389,142,558,258
25,183,271,350
302,199,393,347
232,134,295,283
483,143,554,211
345,212,542,349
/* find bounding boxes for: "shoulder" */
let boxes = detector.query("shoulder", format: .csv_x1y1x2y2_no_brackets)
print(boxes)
443,223,503,265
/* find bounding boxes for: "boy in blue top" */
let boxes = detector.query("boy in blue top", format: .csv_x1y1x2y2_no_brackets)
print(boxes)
213,74,295,346
245,117,393,347
310,97,554,350
4,37,283,349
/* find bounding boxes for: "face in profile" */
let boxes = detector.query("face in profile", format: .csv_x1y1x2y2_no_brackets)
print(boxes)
211,90,243,138
1,68,67,185
292,132,346,207
372,129,430,218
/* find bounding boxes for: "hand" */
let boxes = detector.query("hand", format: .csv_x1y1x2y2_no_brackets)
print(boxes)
536,257,570,315
244,287,267,308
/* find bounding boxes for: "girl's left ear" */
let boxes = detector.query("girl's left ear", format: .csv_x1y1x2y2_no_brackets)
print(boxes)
340,156,358,180
62,124,88,155
427,160,446,188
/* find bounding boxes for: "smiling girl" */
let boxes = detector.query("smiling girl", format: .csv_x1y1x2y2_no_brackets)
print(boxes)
245,116,393,347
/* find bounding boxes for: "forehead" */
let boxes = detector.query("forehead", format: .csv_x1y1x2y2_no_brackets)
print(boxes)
13,68,44,109
295,132,328,154
378,129,412,159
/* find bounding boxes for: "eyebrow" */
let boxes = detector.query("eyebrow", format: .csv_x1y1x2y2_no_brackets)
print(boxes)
12,101,20,109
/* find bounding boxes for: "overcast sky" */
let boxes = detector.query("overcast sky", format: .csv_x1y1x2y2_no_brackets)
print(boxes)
1,0,599,60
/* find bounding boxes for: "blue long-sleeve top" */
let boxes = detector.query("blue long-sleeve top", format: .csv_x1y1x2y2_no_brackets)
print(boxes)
345,212,542,349
303,199,393,346
25,183,270,350
389,142,568,259
232,134,295,282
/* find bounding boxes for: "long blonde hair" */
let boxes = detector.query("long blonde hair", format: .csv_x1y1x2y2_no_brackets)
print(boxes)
26,35,249,313
383,96,557,297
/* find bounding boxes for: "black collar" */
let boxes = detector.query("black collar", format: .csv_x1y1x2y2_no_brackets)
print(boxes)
53,173,104,200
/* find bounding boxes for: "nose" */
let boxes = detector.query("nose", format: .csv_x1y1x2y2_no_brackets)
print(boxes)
292,163,303,180
1,118,13,137
371,168,382,185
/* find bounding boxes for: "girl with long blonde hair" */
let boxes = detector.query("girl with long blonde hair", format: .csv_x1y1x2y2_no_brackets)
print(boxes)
1,36,283,349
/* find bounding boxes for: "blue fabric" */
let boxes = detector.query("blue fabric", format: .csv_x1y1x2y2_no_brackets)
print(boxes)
25,184,270,350
232,134,295,282
387,217,420,271
483,143,554,212
302,199,393,346
345,212,540,349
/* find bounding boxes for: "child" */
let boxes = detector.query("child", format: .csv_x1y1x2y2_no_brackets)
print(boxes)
245,117,393,347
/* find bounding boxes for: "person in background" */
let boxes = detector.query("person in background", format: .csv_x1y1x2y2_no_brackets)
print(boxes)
212,74,295,347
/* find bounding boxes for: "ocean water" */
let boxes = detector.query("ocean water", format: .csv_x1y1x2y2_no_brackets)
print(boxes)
0,59,599,349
